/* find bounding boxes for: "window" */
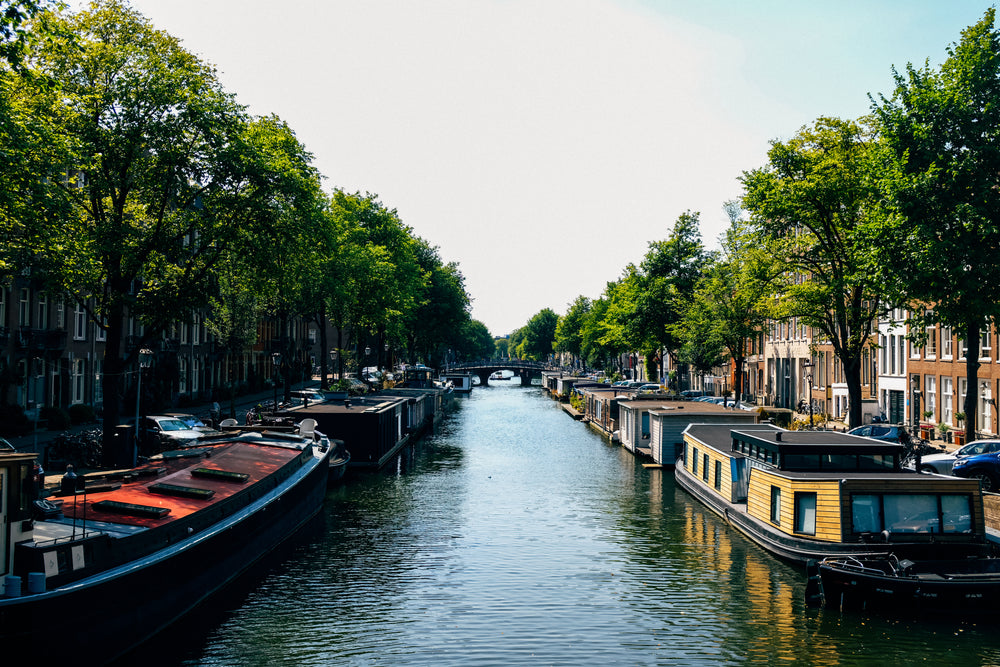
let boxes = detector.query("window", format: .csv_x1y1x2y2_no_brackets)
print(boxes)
770,486,781,525
702,453,709,481
925,318,936,357
942,326,953,358
959,337,969,360
692,447,699,476
192,313,201,345
925,375,936,418
36,293,47,329
94,359,103,406
794,493,817,535
982,328,993,361
18,288,29,326
71,358,85,404
95,315,106,342
192,357,200,394
852,494,973,535
180,321,188,345
73,304,86,341
889,335,896,375
179,357,188,394
943,377,953,424
714,461,721,490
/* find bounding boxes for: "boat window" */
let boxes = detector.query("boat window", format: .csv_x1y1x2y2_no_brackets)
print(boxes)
714,461,721,490
770,486,781,525
884,494,942,533
702,453,709,481
782,454,820,470
692,448,699,476
858,454,894,471
822,454,857,470
941,495,973,533
851,494,883,533
851,493,973,535
794,492,817,535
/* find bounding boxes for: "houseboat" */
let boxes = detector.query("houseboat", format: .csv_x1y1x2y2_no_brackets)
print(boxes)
617,399,757,462
295,395,411,469
676,424,990,565
441,372,474,393
0,430,332,663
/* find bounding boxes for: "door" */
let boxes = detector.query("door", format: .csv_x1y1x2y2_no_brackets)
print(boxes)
889,390,904,424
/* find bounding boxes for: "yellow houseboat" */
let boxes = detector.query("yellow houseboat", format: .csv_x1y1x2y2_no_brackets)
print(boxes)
675,424,990,564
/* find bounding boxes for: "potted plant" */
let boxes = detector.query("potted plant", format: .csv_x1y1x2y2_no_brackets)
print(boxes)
955,412,966,446
937,421,951,443
921,411,935,439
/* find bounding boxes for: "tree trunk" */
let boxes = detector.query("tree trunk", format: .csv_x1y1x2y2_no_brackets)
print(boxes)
963,319,982,443
101,301,127,454
318,304,329,390
843,353,863,429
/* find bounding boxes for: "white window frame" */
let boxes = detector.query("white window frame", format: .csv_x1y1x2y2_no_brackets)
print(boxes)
73,304,87,341
36,293,47,330
18,288,29,327
942,326,953,359
943,377,953,425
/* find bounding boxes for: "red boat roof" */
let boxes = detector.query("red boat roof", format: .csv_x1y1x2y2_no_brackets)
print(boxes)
57,440,302,529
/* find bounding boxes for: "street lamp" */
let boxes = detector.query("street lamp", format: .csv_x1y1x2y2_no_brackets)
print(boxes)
329,348,338,382
802,361,815,429
910,375,922,436
135,348,153,461
271,352,281,413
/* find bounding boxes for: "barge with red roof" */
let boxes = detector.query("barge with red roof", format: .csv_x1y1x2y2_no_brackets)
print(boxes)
0,429,332,663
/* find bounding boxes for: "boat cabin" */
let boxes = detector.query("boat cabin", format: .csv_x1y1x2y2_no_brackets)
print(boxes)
0,452,41,596
441,372,473,393
680,424,987,556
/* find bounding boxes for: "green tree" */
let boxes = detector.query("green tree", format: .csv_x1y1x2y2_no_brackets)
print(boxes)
516,308,558,361
554,295,590,368
869,9,1000,440
741,117,884,426
683,210,781,402
14,1,309,442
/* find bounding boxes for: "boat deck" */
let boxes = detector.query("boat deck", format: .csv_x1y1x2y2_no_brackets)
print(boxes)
52,439,305,531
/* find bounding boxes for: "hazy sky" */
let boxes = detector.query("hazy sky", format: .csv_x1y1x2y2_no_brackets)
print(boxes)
70,1,996,336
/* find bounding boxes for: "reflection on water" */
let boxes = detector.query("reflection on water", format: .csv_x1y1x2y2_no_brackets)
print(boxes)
129,384,1000,666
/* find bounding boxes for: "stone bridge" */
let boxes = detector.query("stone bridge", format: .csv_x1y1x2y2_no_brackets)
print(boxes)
445,360,557,387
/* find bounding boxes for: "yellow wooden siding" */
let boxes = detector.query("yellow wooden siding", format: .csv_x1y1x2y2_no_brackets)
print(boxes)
746,469,844,542
682,435,735,502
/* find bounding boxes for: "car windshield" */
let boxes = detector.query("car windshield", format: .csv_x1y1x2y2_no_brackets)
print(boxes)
158,419,189,431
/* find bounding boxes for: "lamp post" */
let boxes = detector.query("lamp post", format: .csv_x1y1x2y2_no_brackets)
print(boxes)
802,361,815,429
271,352,281,413
363,346,371,385
329,348,338,382
135,348,153,460
910,375,922,437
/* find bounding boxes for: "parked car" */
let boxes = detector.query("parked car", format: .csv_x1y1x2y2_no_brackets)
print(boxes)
681,390,706,398
847,424,906,444
637,383,663,394
290,389,325,405
140,416,205,451
919,439,1000,475
163,412,217,433
952,450,1000,491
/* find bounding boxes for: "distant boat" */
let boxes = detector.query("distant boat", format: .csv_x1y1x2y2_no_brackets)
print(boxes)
0,430,332,663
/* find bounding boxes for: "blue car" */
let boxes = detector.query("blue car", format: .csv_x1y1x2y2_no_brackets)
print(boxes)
952,451,1000,492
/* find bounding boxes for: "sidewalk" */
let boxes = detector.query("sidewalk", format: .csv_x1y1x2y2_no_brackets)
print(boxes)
6,379,322,465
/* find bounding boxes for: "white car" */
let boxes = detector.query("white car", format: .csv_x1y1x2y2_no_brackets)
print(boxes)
918,439,1000,475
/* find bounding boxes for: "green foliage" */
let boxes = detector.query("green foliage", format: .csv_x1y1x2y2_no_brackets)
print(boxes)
68,403,96,424
869,9,1000,436
40,405,70,429
741,116,883,427
516,308,559,361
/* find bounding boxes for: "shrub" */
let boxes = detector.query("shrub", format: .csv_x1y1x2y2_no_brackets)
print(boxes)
0,403,29,436
40,406,71,430
68,403,96,424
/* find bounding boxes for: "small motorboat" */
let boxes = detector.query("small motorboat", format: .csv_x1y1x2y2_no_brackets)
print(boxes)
807,553,1000,612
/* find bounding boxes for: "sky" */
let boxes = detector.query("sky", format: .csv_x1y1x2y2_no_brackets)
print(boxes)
67,0,998,336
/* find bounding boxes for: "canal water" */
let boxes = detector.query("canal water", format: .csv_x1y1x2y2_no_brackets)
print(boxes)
138,383,1000,665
